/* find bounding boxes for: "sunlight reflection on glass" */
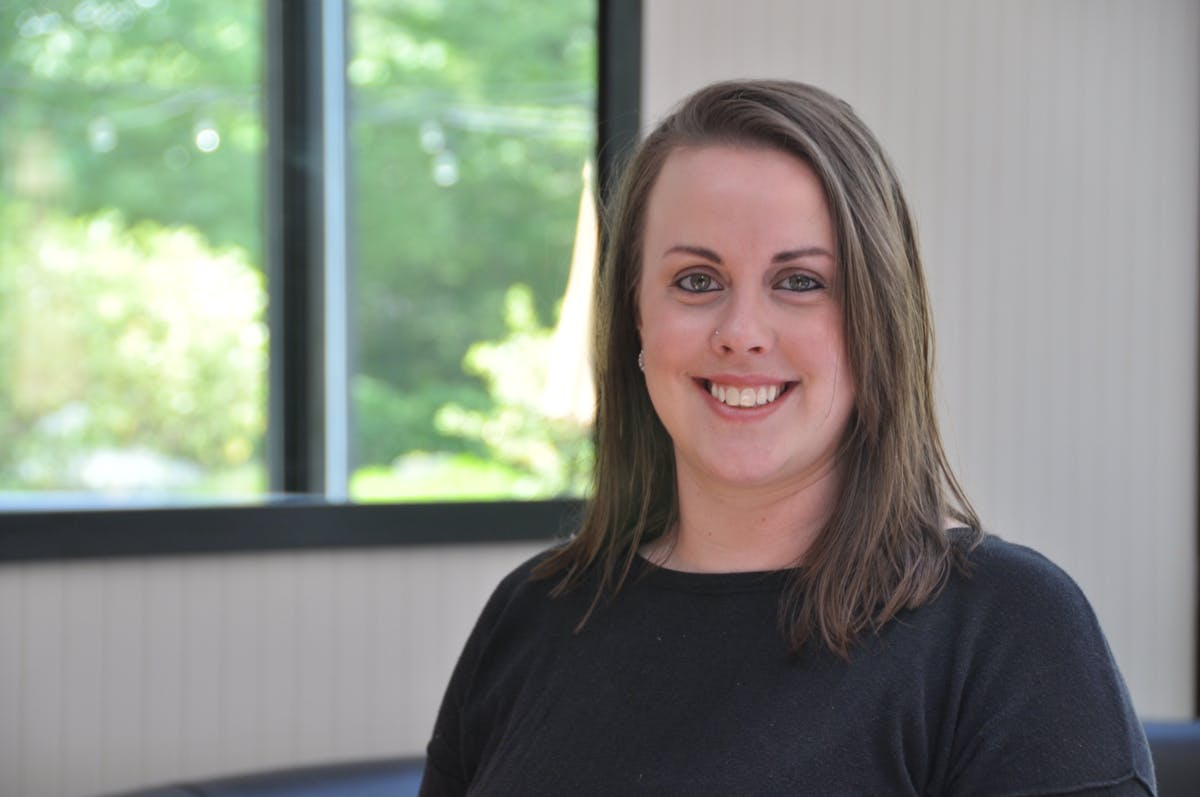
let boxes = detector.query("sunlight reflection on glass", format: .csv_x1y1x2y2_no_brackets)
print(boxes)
88,116,117,153
194,126,220,153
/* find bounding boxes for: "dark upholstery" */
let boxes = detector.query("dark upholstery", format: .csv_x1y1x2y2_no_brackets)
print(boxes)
1145,720,1200,797
93,721,1200,797
95,756,422,797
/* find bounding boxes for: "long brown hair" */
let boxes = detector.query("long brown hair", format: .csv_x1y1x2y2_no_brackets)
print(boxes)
535,79,980,656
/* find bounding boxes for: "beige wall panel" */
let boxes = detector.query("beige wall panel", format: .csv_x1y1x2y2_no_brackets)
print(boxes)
178,556,225,778
327,552,374,760
644,0,1198,718
59,565,104,795
0,569,23,792
255,551,302,770
21,566,65,797
141,560,186,787
294,553,337,761
219,555,264,774
0,542,540,797
107,563,150,788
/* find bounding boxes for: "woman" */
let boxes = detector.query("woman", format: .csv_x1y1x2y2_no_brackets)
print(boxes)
419,80,1155,796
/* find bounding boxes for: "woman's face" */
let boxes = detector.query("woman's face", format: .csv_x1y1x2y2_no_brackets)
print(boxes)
636,145,855,494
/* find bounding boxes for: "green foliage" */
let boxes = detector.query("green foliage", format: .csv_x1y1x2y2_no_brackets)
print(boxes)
1,2,262,253
350,454,530,502
348,0,596,445
352,373,491,465
0,0,596,497
433,285,593,497
0,203,266,490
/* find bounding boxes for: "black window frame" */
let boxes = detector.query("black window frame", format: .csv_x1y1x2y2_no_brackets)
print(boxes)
0,0,642,562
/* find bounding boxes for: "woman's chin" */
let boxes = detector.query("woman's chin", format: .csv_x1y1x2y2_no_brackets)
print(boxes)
677,445,838,495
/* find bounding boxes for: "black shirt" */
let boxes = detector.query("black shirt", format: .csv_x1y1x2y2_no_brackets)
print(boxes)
420,534,1155,796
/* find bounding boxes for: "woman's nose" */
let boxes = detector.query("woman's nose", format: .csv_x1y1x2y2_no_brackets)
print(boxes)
711,292,774,355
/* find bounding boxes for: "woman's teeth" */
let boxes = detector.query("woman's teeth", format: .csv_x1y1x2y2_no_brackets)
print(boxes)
708,382,783,408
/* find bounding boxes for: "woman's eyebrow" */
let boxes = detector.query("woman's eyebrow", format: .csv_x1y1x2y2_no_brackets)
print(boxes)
772,247,834,263
663,244,722,263
662,244,834,263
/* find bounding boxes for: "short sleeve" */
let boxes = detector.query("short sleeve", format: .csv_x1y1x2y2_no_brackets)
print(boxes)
418,755,468,797
944,540,1156,797
418,554,547,797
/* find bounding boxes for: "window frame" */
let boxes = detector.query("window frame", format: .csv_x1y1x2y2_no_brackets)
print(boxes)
0,0,641,562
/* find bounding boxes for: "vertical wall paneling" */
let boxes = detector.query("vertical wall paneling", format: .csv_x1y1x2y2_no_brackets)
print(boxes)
100,561,145,791
140,559,185,789
294,552,335,760
179,556,225,779
0,543,541,796
220,554,262,774
59,563,103,795
22,566,64,796
256,551,301,767
642,0,1199,719
0,567,22,792
329,551,372,760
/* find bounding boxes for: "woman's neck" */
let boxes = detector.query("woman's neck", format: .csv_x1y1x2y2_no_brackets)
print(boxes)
643,463,841,573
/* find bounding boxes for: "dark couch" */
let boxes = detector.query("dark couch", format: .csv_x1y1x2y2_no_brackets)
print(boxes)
99,722,1199,797
98,757,424,797
1143,720,1200,797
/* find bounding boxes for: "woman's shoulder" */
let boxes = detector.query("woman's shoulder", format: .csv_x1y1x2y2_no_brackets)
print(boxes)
929,531,1156,795
891,530,1113,670
944,529,1094,617
932,530,1126,665
931,531,1123,677
467,543,600,641
475,546,562,617
495,546,557,591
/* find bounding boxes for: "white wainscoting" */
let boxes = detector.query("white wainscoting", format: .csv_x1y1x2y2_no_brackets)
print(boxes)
644,0,1198,719
0,543,543,797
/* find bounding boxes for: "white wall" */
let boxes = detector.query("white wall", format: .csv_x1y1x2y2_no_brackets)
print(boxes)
1,2,1197,795
644,0,1198,718
0,543,542,797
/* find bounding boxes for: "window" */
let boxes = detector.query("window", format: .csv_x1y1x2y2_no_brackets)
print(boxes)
0,0,641,557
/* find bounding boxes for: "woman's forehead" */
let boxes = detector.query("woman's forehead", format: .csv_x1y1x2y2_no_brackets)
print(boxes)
640,145,835,259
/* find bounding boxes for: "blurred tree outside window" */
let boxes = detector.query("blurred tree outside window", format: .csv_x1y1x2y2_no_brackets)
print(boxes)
0,1,267,501
0,0,597,504
348,0,597,501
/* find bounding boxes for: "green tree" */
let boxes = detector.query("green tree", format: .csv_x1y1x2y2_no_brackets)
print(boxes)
0,205,266,490
349,0,595,474
0,2,262,252
0,0,596,496
435,284,592,497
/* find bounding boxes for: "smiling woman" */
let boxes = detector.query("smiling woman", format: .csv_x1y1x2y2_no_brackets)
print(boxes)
417,80,1157,796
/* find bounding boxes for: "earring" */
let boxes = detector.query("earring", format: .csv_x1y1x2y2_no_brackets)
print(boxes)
637,350,645,371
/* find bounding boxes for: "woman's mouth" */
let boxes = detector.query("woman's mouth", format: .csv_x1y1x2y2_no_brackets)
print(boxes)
703,380,795,408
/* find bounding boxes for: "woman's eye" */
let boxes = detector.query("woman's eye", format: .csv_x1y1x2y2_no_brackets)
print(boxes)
675,273,721,293
777,273,821,292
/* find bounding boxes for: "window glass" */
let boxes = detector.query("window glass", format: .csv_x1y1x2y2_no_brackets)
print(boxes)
348,0,597,501
0,2,267,502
